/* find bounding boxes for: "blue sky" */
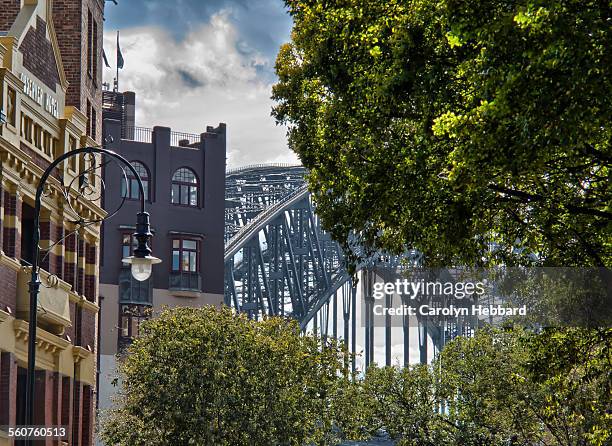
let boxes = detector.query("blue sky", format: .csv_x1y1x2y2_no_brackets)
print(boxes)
103,0,296,166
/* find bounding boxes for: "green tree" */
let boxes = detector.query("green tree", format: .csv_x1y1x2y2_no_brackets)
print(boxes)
357,328,612,446
272,4,612,442
362,364,454,444
273,0,611,268
100,306,349,446
433,328,612,446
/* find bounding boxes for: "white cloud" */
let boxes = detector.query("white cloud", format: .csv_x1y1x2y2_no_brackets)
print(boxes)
103,10,297,168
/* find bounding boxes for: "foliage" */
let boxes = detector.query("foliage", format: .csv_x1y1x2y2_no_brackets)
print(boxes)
271,2,612,445
362,364,454,444
273,0,611,269
99,309,611,446
519,328,612,446
100,306,350,446
355,328,612,446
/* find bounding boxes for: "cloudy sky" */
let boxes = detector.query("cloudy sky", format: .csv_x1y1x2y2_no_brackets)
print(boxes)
103,0,297,168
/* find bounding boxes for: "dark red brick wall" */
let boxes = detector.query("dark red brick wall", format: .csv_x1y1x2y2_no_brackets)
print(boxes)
0,264,17,311
77,238,85,295
81,385,93,446
52,0,104,144
80,308,96,349
52,372,61,426
84,243,96,301
55,224,64,278
40,219,51,272
61,376,73,444
33,370,49,426
0,0,20,33
64,232,76,288
72,381,82,446
0,181,3,253
0,352,17,427
19,16,61,90
2,190,20,258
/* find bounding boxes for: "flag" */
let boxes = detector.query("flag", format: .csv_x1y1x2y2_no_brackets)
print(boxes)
102,49,110,68
117,31,124,69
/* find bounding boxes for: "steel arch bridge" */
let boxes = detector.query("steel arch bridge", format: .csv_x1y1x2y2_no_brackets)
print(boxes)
224,164,483,369
224,164,348,323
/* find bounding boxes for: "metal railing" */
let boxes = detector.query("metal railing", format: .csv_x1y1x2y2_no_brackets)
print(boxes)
122,125,152,143
120,126,200,147
226,163,303,175
169,271,201,291
170,130,200,147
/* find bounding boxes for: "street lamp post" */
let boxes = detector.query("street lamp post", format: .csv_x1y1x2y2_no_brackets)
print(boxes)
24,146,160,445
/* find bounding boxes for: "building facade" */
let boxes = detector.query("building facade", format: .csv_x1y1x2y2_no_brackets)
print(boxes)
97,90,226,425
0,0,104,445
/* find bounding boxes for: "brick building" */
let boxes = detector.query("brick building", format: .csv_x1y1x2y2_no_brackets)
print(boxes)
96,91,226,442
0,0,104,445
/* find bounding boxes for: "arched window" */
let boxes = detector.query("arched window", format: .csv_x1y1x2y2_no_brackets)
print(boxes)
171,167,198,207
121,161,150,201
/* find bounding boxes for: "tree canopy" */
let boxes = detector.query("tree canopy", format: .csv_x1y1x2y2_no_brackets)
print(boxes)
273,0,611,268
100,306,348,446
100,309,611,446
348,328,612,446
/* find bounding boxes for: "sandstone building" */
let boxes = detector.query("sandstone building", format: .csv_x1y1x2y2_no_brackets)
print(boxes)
0,0,104,444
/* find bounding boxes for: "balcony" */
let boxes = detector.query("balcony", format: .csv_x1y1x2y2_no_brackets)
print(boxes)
16,266,72,336
169,271,201,292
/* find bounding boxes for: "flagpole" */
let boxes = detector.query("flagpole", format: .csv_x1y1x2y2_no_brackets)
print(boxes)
116,30,120,92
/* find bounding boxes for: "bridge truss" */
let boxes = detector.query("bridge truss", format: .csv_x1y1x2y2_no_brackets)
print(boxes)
224,164,482,370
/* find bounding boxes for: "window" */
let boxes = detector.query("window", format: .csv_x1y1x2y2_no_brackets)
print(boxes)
170,238,200,290
121,233,137,263
92,19,98,83
43,131,52,157
91,108,97,140
33,124,42,149
21,114,33,142
172,239,198,272
87,10,93,76
119,233,152,304
52,138,59,160
86,99,91,137
171,168,199,206
6,87,16,126
68,136,77,170
121,161,150,200
118,304,151,350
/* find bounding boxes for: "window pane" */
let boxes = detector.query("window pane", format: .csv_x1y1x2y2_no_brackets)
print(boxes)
189,187,197,206
132,162,147,179
122,246,130,261
182,252,190,271
131,317,140,337
183,240,197,250
181,186,189,204
121,316,128,336
171,184,179,203
173,239,180,249
130,179,140,199
121,179,127,198
189,252,197,272
172,250,180,271
143,181,148,200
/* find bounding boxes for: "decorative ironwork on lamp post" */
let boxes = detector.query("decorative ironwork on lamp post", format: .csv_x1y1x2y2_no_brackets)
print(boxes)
24,145,160,445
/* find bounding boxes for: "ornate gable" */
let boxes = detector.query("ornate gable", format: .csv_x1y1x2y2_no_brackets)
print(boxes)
19,16,61,90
